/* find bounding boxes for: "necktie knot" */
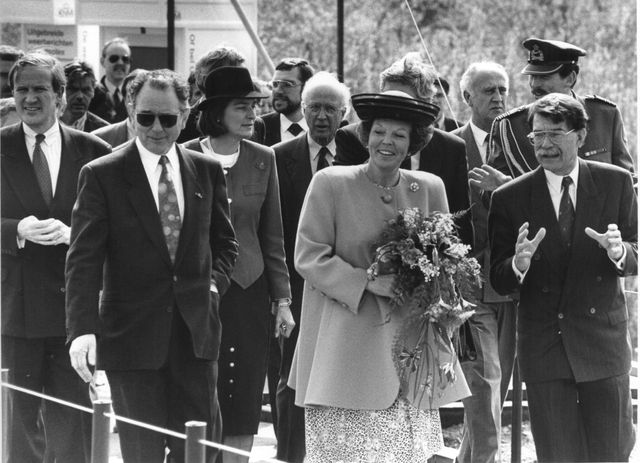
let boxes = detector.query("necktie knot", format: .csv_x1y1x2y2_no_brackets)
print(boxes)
562,176,573,190
35,133,46,145
288,123,303,137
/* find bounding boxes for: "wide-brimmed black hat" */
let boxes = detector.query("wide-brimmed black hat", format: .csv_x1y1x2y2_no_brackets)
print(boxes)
351,91,439,126
198,66,267,111
521,38,586,75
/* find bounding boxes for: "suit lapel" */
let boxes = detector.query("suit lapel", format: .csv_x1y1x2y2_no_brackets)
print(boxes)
52,126,84,217
419,132,443,174
283,136,313,203
123,142,173,266
530,168,567,279
174,145,202,267
2,124,50,217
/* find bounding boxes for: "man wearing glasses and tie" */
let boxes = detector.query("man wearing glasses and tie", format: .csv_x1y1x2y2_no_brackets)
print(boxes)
66,69,238,463
260,58,315,146
489,93,636,462
90,37,132,123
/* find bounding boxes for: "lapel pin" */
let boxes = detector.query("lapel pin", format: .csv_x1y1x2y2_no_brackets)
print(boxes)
195,192,203,198
256,162,266,171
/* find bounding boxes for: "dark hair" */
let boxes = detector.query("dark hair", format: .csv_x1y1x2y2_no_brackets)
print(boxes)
122,69,144,103
436,76,450,95
9,52,66,95
556,63,580,88
194,45,246,93
0,45,25,62
128,69,189,109
101,37,130,57
527,93,589,132
64,61,97,87
357,118,434,156
275,57,315,85
197,97,233,138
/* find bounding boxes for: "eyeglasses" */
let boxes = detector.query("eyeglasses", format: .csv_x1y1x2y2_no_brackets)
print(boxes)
527,129,575,146
107,54,131,65
303,103,343,116
136,113,179,128
267,80,301,91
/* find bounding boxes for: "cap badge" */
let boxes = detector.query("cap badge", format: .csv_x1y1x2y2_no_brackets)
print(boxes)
531,45,544,62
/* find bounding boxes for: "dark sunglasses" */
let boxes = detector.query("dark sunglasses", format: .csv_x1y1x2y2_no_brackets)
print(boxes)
107,54,131,64
136,113,179,128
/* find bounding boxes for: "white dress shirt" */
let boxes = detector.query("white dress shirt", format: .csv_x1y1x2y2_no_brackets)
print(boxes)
135,138,184,218
469,121,490,164
308,134,336,175
23,122,62,195
280,113,308,142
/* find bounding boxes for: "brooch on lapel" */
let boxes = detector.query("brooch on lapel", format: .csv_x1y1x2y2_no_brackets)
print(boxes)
256,162,267,171
410,182,419,192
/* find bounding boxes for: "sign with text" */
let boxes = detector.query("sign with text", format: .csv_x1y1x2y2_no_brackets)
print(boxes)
25,25,76,62
53,0,76,25
77,25,100,74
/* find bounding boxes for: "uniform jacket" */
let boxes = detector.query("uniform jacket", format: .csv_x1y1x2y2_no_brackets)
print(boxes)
65,140,238,369
1,123,112,338
334,122,474,249
488,92,634,178
91,119,130,149
289,166,469,410
182,138,290,299
489,159,637,383
452,122,512,304
272,134,313,375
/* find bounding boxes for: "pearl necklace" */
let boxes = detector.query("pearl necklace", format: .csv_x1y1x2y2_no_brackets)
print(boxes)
365,171,399,203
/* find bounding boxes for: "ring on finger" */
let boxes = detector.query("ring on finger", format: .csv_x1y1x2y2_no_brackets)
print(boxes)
280,323,287,332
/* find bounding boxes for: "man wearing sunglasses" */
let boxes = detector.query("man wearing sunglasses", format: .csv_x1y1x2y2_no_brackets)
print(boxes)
470,38,634,194
90,37,132,123
66,69,238,463
489,93,637,462
260,57,315,146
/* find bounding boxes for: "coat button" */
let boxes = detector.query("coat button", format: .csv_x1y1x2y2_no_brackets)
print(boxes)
590,308,596,314
60,287,65,293
229,379,233,384
230,347,235,352
596,276,602,282
558,313,564,319
309,285,315,290
320,292,326,297
341,303,348,308
167,306,173,313
534,254,540,260
230,363,235,367
542,287,548,293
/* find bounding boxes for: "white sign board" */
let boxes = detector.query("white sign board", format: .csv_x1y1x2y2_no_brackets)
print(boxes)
53,0,76,25
25,25,77,62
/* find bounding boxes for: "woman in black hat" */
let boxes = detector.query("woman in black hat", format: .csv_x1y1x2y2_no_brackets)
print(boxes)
183,66,292,462
288,90,469,461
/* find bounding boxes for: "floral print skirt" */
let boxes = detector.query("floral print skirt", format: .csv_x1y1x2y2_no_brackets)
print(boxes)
305,397,443,462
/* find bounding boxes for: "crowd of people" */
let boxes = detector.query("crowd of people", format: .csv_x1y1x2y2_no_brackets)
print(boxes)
0,33,636,463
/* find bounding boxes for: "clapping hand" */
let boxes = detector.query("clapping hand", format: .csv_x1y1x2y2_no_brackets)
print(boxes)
514,222,546,273
585,224,624,261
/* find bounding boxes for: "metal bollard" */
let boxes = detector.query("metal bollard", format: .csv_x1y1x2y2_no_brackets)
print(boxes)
1,369,8,463
91,400,112,463
511,362,522,463
185,421,207,463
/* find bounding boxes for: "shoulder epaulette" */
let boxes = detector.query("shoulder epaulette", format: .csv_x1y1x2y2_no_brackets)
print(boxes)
494,104,528,122
584,94,617,107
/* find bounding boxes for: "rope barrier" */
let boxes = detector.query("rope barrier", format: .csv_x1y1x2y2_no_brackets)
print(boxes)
1,380,286,463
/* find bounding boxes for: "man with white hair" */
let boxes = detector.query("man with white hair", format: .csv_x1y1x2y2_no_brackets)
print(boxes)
273,71,350,463
452,61,515,463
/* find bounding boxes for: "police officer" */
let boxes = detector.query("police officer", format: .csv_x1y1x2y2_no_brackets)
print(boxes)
470,38,634,191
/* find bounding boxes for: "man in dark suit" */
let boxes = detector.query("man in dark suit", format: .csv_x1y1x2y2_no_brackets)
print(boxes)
60,61,110,133
90,69,143,149
434,76,462,132
260,58,315,147
1,51,112,463
66,69,238,463
452,62,516,463
489,93,637,462
272,71,350,463
88,37,131,123
472,38,634,194
334,52,473,248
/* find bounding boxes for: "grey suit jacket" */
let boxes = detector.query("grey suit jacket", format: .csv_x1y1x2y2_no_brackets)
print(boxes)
91,119,130,149
452,122,512,304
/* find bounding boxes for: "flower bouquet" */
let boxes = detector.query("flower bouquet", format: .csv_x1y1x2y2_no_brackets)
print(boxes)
367,208,481,408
